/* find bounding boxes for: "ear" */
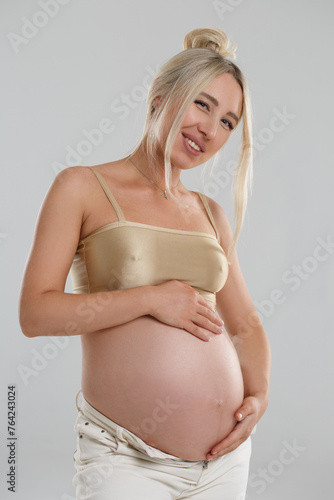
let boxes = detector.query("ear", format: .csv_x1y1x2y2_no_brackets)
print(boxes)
151,97,161,112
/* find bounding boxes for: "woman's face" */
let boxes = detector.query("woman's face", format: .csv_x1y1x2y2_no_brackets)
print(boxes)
170,73,243,170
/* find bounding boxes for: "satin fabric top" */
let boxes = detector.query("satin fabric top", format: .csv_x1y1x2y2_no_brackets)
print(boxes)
70,167,229,309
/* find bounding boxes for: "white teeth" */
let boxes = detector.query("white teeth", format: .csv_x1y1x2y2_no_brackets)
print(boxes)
185,137,201,151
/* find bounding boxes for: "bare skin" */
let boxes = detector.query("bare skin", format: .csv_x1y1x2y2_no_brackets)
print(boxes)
19,73,271,462
77,161,245,460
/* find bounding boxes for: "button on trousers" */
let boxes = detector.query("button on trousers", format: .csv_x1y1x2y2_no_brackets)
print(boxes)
72,391,251,499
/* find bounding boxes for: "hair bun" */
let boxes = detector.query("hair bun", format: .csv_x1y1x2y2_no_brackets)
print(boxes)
183,28,237,59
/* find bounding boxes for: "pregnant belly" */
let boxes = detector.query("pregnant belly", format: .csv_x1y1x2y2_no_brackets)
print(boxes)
81,315,244,461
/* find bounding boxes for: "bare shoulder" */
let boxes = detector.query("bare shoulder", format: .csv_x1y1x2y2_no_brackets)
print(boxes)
200,193,233,247
49,165,103,210
38,166,99,233
53,160,124,189
52,165,93,193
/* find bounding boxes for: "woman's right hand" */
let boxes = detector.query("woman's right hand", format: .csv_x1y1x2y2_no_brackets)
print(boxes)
149,280,225,341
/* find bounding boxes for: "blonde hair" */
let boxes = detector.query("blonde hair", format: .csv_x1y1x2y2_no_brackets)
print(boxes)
132,28,253,260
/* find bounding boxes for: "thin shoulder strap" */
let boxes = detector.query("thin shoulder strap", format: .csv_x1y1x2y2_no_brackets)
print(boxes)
195,192,220,241
88,167,125,222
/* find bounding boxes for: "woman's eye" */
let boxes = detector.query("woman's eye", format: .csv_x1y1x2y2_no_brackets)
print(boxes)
221,119,234,130
195,100,209,110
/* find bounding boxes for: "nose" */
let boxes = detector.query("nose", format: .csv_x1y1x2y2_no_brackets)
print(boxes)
198,116,219,140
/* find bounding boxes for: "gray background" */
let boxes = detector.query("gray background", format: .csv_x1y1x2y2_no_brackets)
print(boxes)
1,1,333,499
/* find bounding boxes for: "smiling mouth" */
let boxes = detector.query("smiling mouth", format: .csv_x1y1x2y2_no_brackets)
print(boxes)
183,135,202,152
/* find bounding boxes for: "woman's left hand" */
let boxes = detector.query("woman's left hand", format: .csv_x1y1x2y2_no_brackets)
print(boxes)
205,396,263,461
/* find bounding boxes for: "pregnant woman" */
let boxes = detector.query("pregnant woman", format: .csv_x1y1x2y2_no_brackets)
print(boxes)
19,28,271,499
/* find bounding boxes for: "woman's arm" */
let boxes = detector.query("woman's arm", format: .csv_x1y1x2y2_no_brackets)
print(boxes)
19,167,223,339
19,167,152,337
204,197,271,459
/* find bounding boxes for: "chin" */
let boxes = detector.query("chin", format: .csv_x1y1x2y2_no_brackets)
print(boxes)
171,156,206,171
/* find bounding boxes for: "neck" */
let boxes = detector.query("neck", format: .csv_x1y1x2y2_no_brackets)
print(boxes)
128,147,181,191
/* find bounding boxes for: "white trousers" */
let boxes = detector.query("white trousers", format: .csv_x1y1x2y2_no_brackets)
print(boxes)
72,391,251,499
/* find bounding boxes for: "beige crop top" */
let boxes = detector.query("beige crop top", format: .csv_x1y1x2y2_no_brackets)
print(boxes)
70,167,229,309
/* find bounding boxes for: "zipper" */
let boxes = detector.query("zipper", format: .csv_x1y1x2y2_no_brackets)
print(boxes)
202,460,209,469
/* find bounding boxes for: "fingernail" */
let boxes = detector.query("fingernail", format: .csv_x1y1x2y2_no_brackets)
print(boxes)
237,412,243,419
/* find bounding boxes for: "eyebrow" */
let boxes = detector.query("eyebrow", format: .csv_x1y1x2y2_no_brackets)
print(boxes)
199,91,240,124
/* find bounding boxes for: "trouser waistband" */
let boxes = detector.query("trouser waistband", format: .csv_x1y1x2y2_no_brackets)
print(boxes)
75,390,193,463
